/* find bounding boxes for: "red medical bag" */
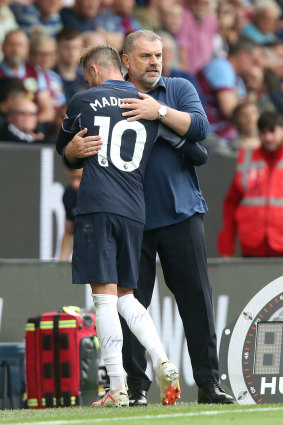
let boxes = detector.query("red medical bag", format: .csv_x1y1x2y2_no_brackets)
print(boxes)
25,307,98,408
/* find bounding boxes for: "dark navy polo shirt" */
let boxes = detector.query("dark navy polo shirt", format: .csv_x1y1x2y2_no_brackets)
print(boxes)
142,76,209,230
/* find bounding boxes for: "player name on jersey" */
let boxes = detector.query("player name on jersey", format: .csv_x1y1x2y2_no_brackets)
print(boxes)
90,97,123,111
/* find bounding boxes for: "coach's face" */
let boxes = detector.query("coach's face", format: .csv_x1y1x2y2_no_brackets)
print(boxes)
122,38,162,92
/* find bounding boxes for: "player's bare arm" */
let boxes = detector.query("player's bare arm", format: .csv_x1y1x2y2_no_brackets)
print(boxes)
120,92,191,136
65,128,103,165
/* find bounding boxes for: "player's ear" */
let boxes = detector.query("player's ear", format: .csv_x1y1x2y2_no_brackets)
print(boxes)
90,64,99,76
122,54,129,70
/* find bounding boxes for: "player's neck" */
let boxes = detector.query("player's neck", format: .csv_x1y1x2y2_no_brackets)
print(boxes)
102,70,124,84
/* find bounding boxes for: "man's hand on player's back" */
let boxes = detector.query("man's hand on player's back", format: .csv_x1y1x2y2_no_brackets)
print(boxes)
65,128,103,165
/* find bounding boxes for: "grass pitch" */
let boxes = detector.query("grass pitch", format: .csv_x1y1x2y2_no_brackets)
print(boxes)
1,403,283,425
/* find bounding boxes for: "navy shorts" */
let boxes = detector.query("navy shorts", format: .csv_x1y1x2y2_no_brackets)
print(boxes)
72,213,144,288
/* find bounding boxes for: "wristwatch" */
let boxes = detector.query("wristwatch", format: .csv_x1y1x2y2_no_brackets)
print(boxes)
157,104,167,121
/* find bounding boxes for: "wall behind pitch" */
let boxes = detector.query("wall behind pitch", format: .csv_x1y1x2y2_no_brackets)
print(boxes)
0,143,235,259
0,143,68,259
1,259,282,403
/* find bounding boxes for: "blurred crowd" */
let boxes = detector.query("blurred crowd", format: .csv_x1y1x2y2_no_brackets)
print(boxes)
2,0,283,258
1,0,283,150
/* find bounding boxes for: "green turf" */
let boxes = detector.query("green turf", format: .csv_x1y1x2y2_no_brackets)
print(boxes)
1,403,283,425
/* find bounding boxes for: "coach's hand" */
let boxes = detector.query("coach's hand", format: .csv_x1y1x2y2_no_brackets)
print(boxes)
65,128,103,164
120,92,160,121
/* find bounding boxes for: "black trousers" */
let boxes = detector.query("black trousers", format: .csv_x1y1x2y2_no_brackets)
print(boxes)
121,213,219,391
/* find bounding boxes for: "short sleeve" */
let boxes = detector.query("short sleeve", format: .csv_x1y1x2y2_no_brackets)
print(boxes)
204,59,236,90
61,94,81,134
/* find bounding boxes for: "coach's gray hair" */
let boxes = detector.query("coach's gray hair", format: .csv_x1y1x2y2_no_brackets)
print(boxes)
80,44,122,70
123,30,162,55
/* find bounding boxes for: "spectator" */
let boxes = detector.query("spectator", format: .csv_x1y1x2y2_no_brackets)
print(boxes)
218,111,283,257
0,97,47,143
81,30,106,48
197,38,266,142
10,0,63,37
0,29,54,122
0,0,18,55
60,0,100,32
213,0,240,58
160,0,183,38
97,0,142,35
29,31,66,111
243,56,265,103
54,27,88,101
241,0,281,44
97,0,128,51
59,168,83,261
256,67,283,113
0,76,24,131
133,0,163,33
96,0,142,51
231,0,252,32
38,103,67,144
230,101,260,151
177,0,218,74
266,39,283,80
160,31,206,107
60,0,125,51
159,1,184,69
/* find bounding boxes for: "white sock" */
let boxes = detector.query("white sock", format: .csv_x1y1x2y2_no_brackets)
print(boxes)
92,293,125,391
117,294,168,370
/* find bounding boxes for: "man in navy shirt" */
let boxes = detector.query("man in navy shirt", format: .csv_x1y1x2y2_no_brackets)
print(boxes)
56,44,208,407
118,30,234,406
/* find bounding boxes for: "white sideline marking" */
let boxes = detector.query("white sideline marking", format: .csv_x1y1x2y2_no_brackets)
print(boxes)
6,406,283,425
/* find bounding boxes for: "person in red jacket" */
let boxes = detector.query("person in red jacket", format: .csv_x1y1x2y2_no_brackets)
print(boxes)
218,110,283,257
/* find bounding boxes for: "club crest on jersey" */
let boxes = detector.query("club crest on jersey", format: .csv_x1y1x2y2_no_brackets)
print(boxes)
90,97,123,111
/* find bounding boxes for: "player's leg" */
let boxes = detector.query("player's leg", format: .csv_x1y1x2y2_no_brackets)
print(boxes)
117,288,181,405
116,218,180,405
72,213,128,407
91,283,129,407
121,229,158,405
158,213,233,404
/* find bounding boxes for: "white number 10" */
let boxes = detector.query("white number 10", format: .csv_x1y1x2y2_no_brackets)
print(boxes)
94,116,147,172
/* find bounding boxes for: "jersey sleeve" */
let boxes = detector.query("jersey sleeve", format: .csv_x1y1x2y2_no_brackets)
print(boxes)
180,142,208,166
157,122,185,148
61,96,82,134
56,94,81,155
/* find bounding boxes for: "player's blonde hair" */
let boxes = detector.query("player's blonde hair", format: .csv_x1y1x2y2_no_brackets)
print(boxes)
80,45,122,71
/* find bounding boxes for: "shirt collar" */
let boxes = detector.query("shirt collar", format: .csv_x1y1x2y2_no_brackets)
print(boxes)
1,61,26,78
102,79,136,89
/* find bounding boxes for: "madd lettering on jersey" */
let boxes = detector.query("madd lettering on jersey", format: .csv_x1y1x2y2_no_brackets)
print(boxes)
90,97,123,111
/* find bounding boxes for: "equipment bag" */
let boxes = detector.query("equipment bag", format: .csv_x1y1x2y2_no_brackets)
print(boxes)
0,342,26,410
25,306,99,408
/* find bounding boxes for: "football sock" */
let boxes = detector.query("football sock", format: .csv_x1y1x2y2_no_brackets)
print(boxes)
92,294,125,391
117,294,168,370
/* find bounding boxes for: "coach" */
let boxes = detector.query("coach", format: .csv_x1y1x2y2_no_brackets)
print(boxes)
119,30,233,406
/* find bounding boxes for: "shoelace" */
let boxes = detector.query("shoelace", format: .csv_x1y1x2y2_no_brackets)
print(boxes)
206,382,225,392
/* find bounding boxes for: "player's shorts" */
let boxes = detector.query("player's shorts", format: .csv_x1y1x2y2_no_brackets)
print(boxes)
72,212,144,288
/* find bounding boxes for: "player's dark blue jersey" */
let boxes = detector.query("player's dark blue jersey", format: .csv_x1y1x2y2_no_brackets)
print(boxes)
59,80,184,224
